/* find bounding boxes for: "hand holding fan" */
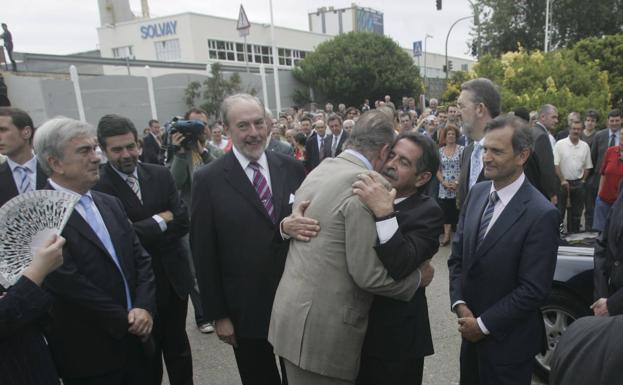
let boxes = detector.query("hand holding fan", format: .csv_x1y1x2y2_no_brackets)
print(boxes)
0,190,79,287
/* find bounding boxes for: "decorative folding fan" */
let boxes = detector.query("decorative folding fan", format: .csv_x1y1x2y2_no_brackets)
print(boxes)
0,190,79,287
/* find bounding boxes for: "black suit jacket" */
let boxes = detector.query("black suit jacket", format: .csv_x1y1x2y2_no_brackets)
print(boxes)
190,151,305,339
304,132,327,172
0,160,48,207
448,180,558,365
0,276,59,385
94,163,193,301
362,193,443,361
325,130,350,158
43,187,155,379
532,122,558,199
590,128,616,190
142,134,164,165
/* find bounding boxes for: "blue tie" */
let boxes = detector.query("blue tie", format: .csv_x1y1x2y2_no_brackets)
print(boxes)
14,166,32,193
478,191,499,244
469,143,483,188
79,195,133,310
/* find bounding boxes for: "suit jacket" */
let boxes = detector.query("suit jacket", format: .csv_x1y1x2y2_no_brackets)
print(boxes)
0,160,48,207
94,163,193,301
324,130,350,158
267,138,294,157
362,192,444,361
43,187,156,379
532,122,558,199
142,133,164,165
0,276,59,385
268,152,423,381
590,128,616,190
303,132,328,172
448,179,558,365
593,188,623,314
190,151,305,339
550,315,623,385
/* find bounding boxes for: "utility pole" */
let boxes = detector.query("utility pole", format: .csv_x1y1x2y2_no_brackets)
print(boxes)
424,34,433,97
445,16,471,82
545,0,551,52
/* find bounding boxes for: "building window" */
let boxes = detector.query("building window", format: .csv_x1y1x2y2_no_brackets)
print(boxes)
461,63,468,71
293,50,307,65
254,45,273,64
278,48,292,66
112,46,133,59
207,39,308,67
155,39,181,61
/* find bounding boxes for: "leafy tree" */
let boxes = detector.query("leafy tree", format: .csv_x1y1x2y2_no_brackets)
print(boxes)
472,0,623,57
446,47,610,132
572,34,623,109
184,63,254,117
293,32,423,107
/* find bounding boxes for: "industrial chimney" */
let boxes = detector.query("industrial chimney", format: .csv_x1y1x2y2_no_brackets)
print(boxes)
97,0,134,26
141,0,150,18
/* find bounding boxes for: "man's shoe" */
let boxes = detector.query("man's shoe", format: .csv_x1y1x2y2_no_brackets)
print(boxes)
198,322,215,334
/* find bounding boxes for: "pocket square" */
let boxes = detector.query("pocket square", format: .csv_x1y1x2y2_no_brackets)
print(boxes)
289,194,295,204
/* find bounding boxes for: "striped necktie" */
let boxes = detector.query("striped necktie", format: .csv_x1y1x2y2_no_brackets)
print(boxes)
126,174,142,203
610,133,616,147
249,162,275,223
478,191,499,244
14,166,33,193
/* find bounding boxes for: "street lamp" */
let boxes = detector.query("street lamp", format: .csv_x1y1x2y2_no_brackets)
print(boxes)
424,34,433,96
544,0,556,52
445,16,472,82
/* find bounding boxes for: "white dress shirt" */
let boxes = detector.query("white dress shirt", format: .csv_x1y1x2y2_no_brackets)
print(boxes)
232,145,272,193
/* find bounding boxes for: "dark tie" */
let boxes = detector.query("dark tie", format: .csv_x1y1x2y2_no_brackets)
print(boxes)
319,136,326,160
478,191,499,244
610,133,616,147
249,162,276,223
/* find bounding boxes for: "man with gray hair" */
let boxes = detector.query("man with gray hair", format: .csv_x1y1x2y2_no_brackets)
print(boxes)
191,94,306,385
269,110,424,384
34,117,155,384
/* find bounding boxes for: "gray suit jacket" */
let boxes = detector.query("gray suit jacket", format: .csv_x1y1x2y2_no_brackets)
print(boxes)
267,138,294,156
531,122,558,199
268,152,421,381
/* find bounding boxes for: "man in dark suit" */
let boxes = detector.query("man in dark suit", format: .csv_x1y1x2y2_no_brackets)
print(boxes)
325,114,349,158
33,117,156,385
590,109,621,221
142,119,165,165
533,104,559,204
303,119,328,172
191,94,305,385
0,107,47,207
351,133,444,385
94,114,194,385
448,116,559,385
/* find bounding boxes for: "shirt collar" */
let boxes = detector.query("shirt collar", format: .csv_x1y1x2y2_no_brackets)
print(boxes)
343,149,373,171
7,154,37,172
394,197,407,204
48,178,90,200
609,128,620,136
232,145,269,172
489,173,525,206
109,163,138,181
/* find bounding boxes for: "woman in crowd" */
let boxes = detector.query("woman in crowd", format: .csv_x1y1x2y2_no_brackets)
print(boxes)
1,235,65,385
293,132,307,164
436,124,463,246
593,142,623,231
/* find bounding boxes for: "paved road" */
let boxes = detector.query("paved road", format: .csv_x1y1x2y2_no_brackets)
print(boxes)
167,243,546,384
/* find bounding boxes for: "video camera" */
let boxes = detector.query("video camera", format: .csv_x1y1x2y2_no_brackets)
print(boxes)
166,118,206,149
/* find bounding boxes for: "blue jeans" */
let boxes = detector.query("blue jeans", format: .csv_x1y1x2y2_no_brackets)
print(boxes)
592,196,613,232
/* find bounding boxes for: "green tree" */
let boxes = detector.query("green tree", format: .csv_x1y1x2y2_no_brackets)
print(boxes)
184,63,254,117
293,32,423,107
446,47,610,132
472,0,623,57
572,34,623,109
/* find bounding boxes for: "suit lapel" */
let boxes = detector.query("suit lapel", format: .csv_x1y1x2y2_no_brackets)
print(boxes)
266,152,285,221
92,192,132,276
0,162,18,198
473,182,530,260
35,162,48,189
135,164,153,208
223,152,274,225
465,184,490,265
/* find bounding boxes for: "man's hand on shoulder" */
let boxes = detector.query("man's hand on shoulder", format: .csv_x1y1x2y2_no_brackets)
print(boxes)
352,171,395,218
281,200,320,242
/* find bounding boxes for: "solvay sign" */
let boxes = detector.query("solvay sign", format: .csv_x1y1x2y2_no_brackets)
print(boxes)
140,20,177,39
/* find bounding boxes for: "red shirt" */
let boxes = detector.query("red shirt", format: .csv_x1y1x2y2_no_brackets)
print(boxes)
599,146,623,203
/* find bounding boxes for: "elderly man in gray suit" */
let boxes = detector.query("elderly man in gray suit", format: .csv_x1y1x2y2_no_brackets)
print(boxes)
268,110,426,385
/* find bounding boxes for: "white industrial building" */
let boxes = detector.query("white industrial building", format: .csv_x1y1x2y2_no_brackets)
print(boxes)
96,0,473,77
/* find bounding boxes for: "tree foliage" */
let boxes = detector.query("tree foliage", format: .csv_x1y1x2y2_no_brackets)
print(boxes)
293,32,423,107
472,0,623,57
571,34,623,109
446,48,610,131
184,63,254,117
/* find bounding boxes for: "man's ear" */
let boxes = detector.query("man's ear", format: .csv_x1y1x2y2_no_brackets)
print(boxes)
415,171,432,188
21,126,33,142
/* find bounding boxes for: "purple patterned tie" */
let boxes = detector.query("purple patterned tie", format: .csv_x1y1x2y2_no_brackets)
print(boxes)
249,162,276,223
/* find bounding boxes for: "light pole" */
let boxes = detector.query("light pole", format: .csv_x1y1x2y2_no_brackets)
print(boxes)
544,0,556,52
269,0,281,114
445,16,472,82
424,34,433,96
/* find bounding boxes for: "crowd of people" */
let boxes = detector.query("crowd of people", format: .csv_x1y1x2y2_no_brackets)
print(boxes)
0,75,622,385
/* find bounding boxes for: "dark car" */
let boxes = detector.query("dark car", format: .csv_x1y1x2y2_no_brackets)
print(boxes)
533,234,597,382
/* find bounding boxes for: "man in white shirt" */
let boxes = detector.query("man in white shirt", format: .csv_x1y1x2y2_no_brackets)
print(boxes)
554,118,593,233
